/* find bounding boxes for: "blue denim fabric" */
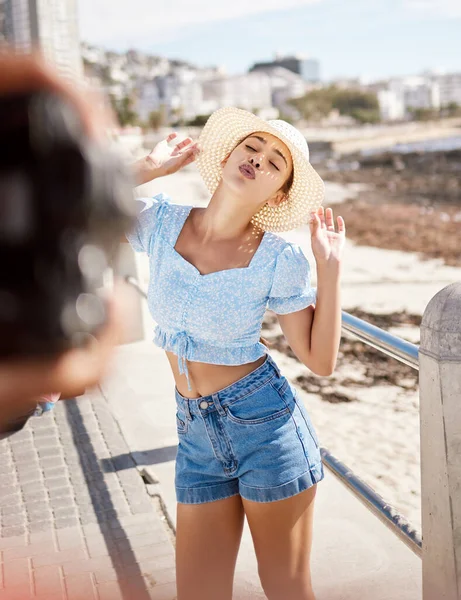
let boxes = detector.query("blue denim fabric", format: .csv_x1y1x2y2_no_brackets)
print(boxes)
174,355,324,504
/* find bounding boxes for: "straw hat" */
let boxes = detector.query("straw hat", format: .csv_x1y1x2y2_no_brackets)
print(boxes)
196,107,325,232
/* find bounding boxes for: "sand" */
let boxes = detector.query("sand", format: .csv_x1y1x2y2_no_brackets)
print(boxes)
129,162,461,531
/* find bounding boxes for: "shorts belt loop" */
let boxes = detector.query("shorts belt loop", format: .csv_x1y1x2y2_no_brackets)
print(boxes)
183,400,192,421
267,353,281,377
212,393,226,417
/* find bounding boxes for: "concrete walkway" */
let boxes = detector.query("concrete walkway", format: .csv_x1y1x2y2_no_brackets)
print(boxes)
0,390,176,599
0,341,422,599
102,341,422,600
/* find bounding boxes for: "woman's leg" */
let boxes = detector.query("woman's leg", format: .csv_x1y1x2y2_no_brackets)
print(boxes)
243,485,317,600
176,494,245,600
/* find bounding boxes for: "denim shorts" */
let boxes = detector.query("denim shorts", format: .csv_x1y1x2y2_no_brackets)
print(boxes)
175,355,324,504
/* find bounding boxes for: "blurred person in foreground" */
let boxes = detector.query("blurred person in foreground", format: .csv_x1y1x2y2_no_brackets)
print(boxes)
0,52,131,436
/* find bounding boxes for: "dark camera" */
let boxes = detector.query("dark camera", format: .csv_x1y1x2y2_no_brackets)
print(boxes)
0,90,135,359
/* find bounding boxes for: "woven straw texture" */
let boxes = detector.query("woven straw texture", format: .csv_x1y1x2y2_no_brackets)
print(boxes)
196,107,325,232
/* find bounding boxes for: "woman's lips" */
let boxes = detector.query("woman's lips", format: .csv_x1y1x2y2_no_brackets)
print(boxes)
239,164,256,180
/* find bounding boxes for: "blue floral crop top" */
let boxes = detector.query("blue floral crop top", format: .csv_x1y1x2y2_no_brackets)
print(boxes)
126,194,316,388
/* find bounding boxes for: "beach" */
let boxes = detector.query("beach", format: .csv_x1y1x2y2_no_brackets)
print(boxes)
129,147,461,532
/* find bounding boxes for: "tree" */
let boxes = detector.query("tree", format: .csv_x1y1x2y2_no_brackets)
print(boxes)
110,95,138,127
445,102,460,117
408,107,438,121
184,114,211,127
289,85,380,124
289,87,334,122
148,111,163,131
331,89,380,124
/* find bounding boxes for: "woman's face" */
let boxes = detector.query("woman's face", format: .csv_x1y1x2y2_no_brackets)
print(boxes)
221,132,294,208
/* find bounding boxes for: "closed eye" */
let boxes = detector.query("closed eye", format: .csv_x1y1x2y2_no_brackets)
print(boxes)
245,145,257,151
270,161,280,171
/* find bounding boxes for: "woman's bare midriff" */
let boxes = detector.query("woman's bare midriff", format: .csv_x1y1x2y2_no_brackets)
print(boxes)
166,351,267,398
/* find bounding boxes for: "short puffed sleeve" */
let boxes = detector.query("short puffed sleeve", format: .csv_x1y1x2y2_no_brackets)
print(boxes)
267,243,316,314
125,193,170,254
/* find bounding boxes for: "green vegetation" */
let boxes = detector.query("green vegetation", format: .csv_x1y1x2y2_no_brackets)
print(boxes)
290,85,380,123
184,114,212,127
110,95,138,127
407,107,439,121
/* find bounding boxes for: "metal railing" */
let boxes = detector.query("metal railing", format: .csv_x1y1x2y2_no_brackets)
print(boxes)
124,275,422,556
341,311,419,370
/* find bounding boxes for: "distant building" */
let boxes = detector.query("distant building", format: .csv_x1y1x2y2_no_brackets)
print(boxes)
202,72,273,114
376,76,441,121
0,0,82,79
377,89,405,121
431,73,461,107
250,55,321,83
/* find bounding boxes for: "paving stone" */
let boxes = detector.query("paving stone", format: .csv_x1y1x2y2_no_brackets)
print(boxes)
29,530,56,546
2,556,31,587
65,572,98,600
45,476,71,490
48,487,74,501
39,457,66,470
1,513,27,527
2,542,52,561
28,519,54,534
27,507,53,524
53,506,79,520
79,511,100,525
55,516,80,529
0,463,16,476
32,547,88,568
22,490,49,505
0,583,33,600
0,488,21,503
56,526,84,551
1,503,26,517
96,581,124,600
33,564,65,599
38,447,64,460
0,533,27,549
17,469,43,484
62,554,114,575
43,466,68,480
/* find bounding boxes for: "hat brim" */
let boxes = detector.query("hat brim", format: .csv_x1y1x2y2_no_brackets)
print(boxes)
196,107,325,232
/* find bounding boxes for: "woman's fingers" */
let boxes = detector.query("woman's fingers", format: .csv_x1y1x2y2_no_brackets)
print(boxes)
317,206,326,229
172,137,194,154
166,132,177,143
337,215,346,235
325,207,335,231
309,212,321,235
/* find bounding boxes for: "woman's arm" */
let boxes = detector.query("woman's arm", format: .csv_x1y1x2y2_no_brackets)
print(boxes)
276,207,345,376
120,133,200,242
133,133,199,186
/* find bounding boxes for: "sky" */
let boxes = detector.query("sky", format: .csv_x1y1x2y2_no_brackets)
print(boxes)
78,0,461,81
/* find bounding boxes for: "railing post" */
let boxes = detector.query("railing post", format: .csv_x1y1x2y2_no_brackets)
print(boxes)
111,244,146,343
420,282,461,600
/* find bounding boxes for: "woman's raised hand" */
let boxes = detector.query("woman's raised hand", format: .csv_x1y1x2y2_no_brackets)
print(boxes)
309,207,346,266
145,132,199,177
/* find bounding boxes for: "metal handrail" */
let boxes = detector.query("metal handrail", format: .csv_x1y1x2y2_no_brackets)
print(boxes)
123,275,422,556
321,449,422,556
342,311,419,370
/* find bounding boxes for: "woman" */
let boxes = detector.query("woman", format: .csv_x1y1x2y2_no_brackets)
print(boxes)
127,107,346,600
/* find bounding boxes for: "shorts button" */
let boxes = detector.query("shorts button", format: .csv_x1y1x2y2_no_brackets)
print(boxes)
199,401,209,410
